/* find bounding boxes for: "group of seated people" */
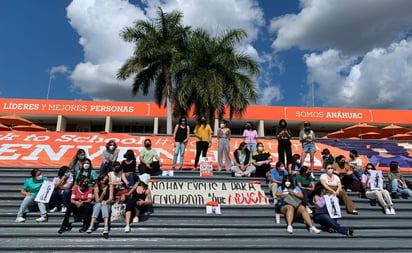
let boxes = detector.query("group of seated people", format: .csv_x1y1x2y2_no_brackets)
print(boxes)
15,139,412,236
15,139,159,235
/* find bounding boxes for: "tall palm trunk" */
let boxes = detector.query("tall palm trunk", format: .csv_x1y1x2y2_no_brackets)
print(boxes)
166,96,172,135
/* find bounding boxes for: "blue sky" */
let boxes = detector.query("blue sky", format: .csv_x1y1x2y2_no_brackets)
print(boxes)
1,0,412,109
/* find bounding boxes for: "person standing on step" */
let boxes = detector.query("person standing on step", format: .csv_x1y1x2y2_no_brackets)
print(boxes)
122,173,153,233
217,119,231,171
87,174,114,235
99,140,119,175
299,122,316,179
172,116,190,170
276,119,292,167
58,175,93,234
243,121,258,154
16,169,48,223
193,116,213,170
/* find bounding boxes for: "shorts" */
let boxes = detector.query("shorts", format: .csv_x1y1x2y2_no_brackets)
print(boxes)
303,143,316,153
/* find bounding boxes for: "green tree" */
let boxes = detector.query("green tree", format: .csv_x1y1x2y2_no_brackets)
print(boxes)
173,28,259,123
117,8,189,134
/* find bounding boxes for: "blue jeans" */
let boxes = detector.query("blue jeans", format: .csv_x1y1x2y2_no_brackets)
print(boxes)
49,189,71,208
92,202,111,219
17,195,47,218
100,162,113,174
314,213,348,235
247,143,256,154
391,180,412,198
172,142,186,168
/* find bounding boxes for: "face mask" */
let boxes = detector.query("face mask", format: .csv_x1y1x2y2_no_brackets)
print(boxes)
103,180,109,185
279,166,285,171
79,155,85,160
367,169,371,174
349,154,354,159
181,121,186,126
114,167,121,172
285,182,291,188
35,175,42,181
83,164,90,170
145,143,151,148
246,125,251,130
257,147,263,152
81,184,88,191
200,119,206,124
296,159,301,164
64,173,70,178
109,145,115,151
327,168,334,175
339,161,345,165
220,123,225,128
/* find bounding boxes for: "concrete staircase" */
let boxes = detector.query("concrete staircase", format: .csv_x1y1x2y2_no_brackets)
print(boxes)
1,167,412,252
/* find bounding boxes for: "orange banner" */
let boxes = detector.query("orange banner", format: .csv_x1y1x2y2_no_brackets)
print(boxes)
0,131,402,171
1,98,411,124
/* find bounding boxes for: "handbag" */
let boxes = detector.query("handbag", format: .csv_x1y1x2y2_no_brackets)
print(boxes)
110,202,125,222
284,194,302,208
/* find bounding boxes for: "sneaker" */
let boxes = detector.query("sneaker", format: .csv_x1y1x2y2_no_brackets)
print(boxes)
61,207,67,213
86,225,93,233
275,214,280,224
103,227,109,234
132,216,139,223
287,225,293,234
124,225,131,233
385,207,391,215
36,216,48,222
306,206,313,214
49,207,58,213
309,226,321,234
347,228,354,236
15,217,26,223
79,227,87,233
390,208,396,215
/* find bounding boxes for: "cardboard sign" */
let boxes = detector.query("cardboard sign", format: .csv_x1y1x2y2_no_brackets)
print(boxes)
150,181,269,206
162,170,174,177
206,201,221,214
369,170,383,190
35,181,55,203
324,194,341,219
199,157,213,177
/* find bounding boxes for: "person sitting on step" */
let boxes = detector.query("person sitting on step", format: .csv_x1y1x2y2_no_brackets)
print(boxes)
230,142,255,177
388,160,412,199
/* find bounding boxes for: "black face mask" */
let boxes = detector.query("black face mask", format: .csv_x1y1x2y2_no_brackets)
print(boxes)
349,154,354,159
145,143,151,148
80,184,88,191
200,119,206,124
246,125,251,130
339,161,345,165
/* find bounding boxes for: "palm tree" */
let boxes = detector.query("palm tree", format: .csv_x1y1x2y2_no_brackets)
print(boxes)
173,28,259,123
117,8,190,134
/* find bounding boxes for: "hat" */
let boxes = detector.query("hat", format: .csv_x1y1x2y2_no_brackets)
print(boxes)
139,173,151,185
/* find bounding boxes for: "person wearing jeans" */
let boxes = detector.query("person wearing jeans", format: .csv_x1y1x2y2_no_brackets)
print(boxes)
217,120,231,171
172,116,190,170
388,161,412,199
16,169,48,223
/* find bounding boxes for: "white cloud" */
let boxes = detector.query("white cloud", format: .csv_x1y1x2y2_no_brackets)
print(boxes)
66,0,266,102
305,40,412,109
49,65,70,79
257,85,283,105
270,0,412,54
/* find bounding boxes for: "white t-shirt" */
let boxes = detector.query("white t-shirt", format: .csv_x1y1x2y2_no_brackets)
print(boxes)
349,157,362,170
320,173,340,186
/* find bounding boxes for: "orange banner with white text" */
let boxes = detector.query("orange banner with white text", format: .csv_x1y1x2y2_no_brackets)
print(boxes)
0,131,404,171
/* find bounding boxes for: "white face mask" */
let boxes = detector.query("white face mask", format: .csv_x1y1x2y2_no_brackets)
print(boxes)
296,159,301,164
285,182,291,188
83,164,90,170
109,145,115,151
327,168,334,175
280,166,285,171
35,175,42,181
257,147,263,152
367,169,371,174
220,123,225,128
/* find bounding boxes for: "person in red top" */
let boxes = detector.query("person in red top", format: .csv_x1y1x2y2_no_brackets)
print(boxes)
58,175,93,234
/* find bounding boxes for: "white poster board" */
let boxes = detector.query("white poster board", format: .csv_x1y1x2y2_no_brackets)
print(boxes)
206,202,221,215
199,157,213,177
324,194,341,219
35,181,55,203
369,170,383,190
